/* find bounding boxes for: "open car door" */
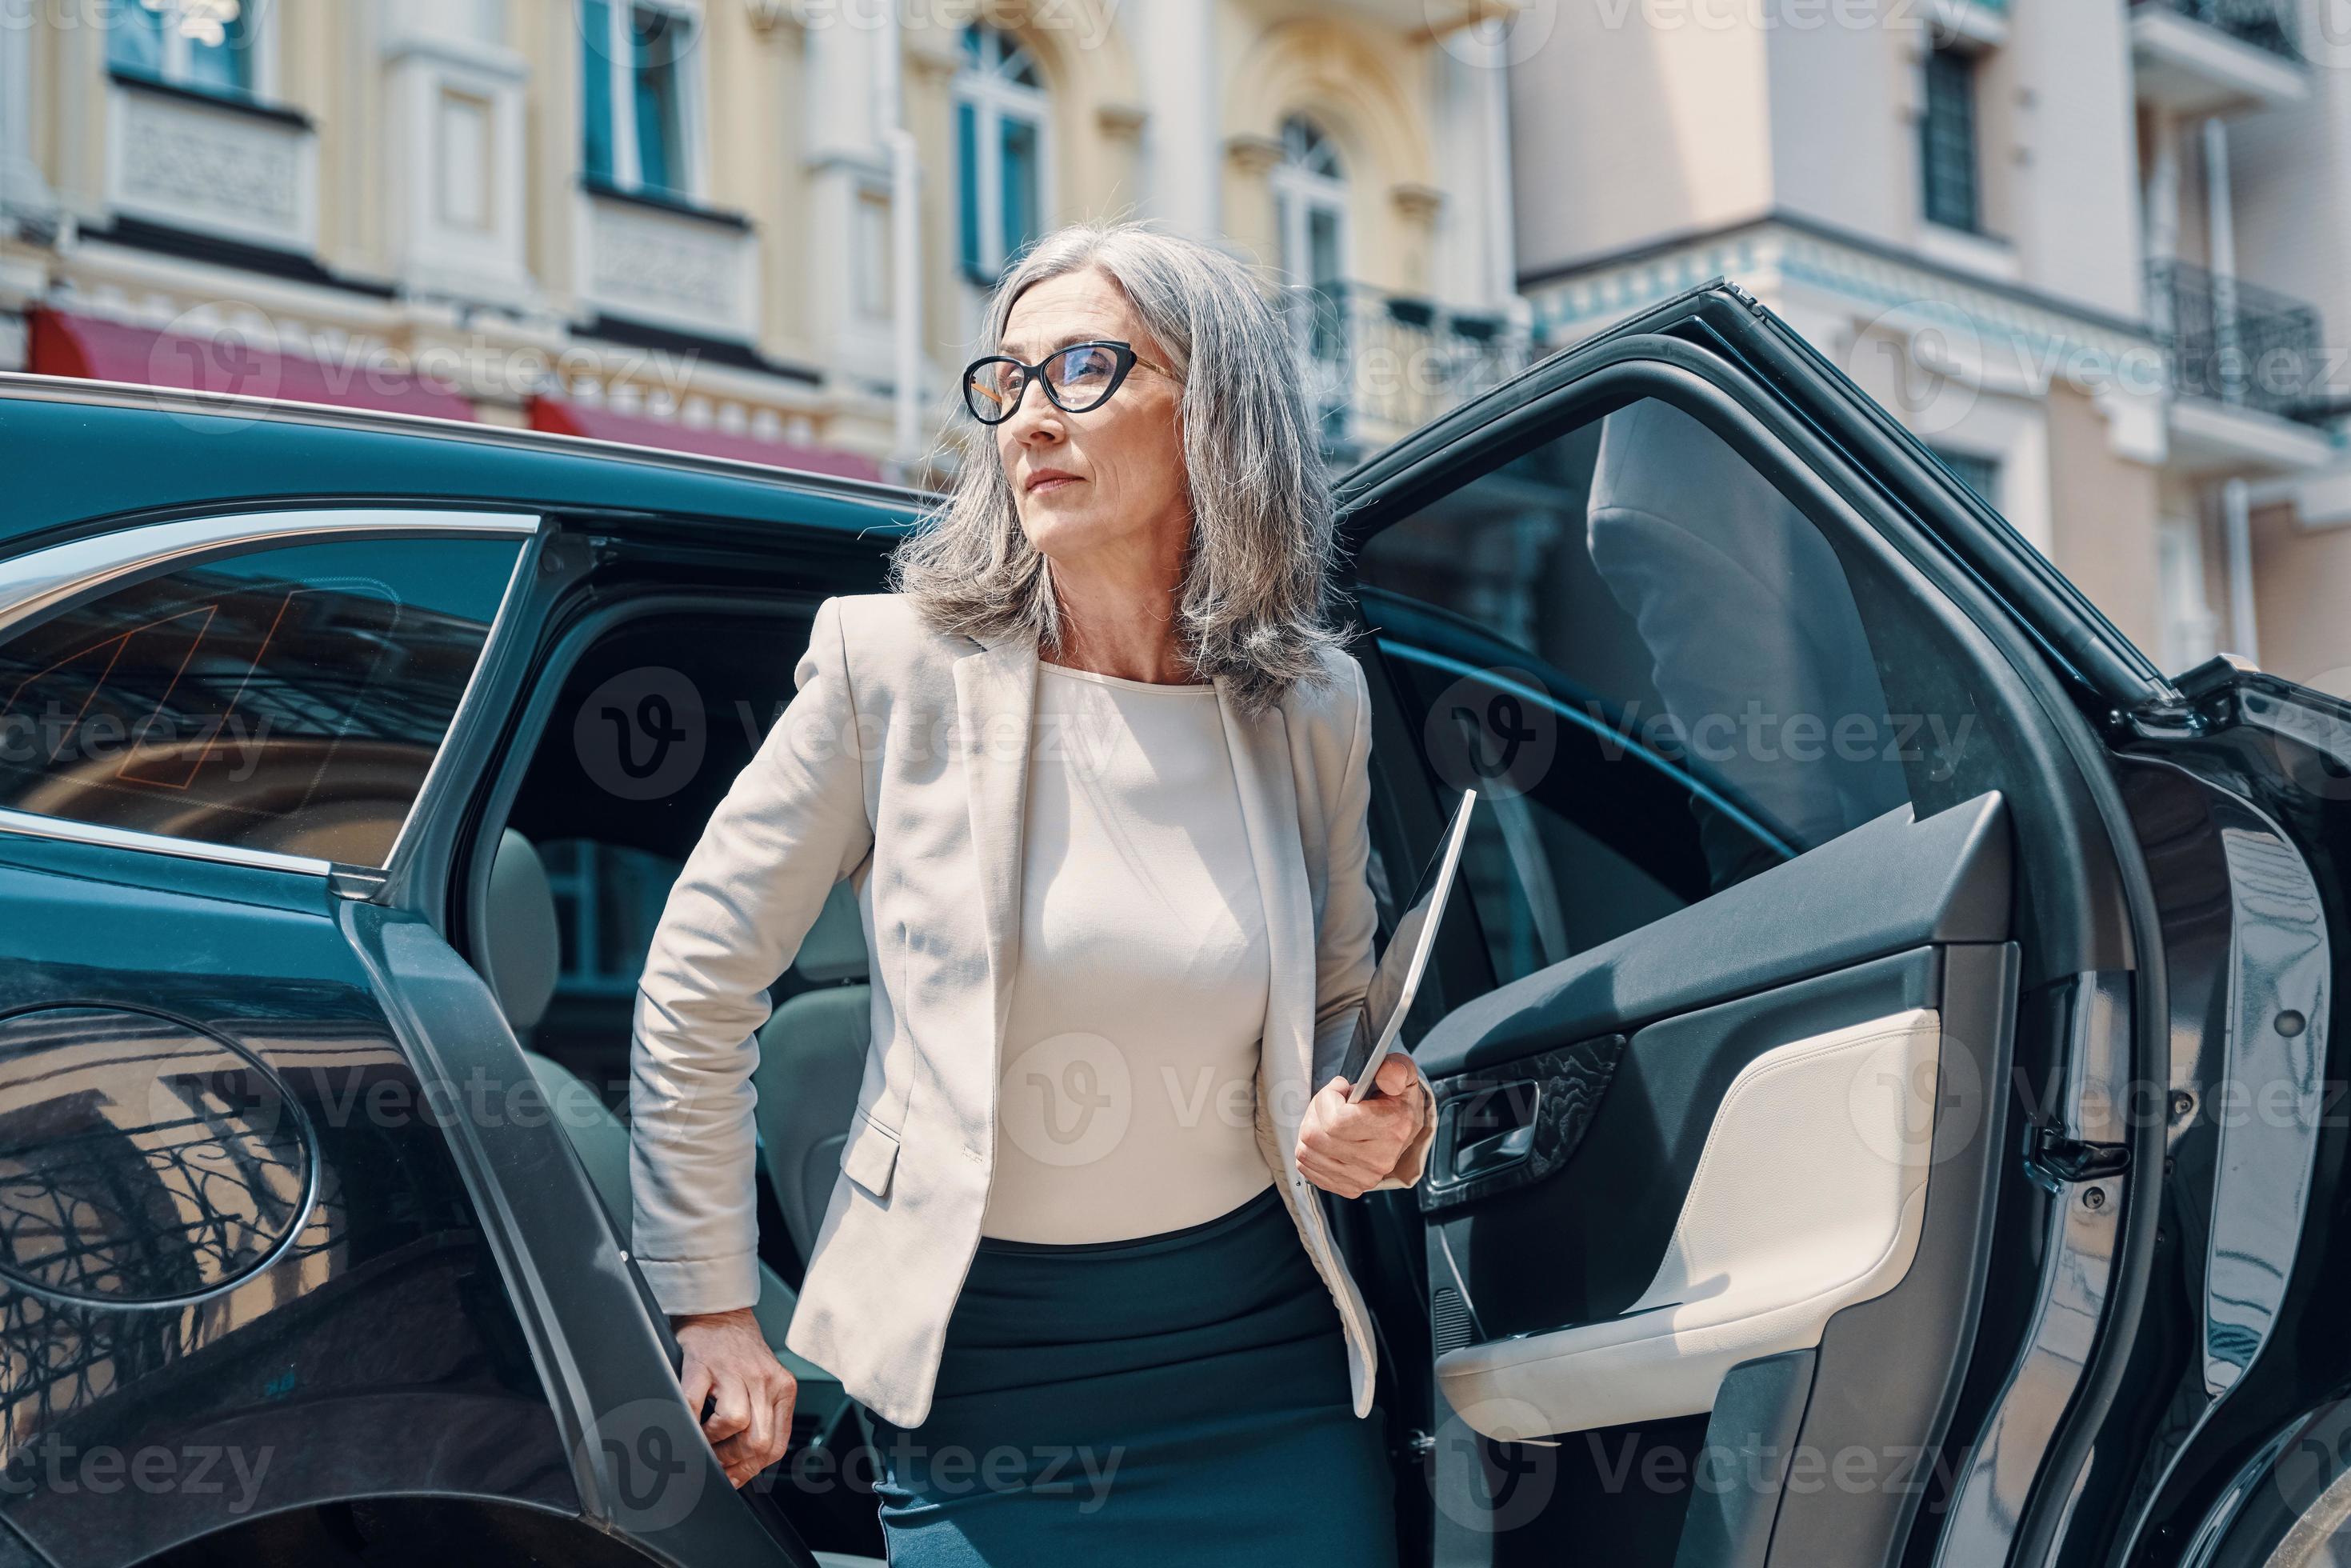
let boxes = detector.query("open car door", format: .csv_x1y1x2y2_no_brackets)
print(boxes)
0,498,810,1567
1330,285,2189,1568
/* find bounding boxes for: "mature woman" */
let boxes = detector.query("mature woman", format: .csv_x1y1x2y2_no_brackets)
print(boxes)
626,218,1436,1565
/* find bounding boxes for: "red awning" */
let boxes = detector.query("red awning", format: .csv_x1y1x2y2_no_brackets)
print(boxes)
29,308,478,422
529,395,885,482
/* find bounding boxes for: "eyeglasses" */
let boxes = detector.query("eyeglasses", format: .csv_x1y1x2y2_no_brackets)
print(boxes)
961,340,1170,425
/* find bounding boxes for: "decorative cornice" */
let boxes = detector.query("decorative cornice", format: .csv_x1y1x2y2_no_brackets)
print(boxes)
1522,210,2156,350
1225,132,1283,177
1097,102,1148,142
1391,182,1444,224
1412,0,1525,42
742,0,806,33
905,32,962,82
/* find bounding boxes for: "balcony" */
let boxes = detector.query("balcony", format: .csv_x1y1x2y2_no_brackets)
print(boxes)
2130,0,2306,114
103,72,318,256
1280,282,1531,462
2149,258,2337,473
577,181,761,346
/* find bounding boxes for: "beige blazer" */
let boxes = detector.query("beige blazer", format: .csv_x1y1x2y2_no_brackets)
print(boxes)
626,591,1435,1430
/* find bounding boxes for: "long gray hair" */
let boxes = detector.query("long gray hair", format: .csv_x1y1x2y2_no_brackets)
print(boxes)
890,219,1348,715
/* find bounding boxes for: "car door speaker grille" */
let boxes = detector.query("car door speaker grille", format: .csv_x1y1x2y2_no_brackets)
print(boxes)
1432,1284,1477,1356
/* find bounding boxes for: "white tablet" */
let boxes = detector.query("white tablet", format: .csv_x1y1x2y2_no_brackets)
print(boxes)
1345,786,1478,1103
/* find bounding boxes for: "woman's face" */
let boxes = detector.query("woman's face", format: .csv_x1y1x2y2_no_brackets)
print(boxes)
992,266,1189,574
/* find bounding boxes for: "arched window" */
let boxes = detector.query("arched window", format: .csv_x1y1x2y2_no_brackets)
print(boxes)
1272,114,1351,437
955,26,1050,286
1272,114,1348,295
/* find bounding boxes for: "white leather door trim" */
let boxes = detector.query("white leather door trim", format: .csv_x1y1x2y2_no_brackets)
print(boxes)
1434,1007,1941,1440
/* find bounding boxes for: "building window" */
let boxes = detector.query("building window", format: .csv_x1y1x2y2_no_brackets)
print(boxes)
955,25,1048,286
1919,46,1980,233
1927,446,2000,510
109,0,256,98
581,0,698,201
1273,115,1349,294
1273,115,1351,441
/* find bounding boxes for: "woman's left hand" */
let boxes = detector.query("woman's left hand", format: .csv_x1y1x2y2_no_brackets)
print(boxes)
1295,1055,1430,1198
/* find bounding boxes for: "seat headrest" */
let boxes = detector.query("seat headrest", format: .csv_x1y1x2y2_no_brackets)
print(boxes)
794,879,869,984
485,826,562,1034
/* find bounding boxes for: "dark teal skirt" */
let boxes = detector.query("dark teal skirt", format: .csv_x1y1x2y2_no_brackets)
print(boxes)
866,1182,1398,1566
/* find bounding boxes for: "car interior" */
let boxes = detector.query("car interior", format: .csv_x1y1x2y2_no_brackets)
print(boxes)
462,602,889,1562
440,382,2133,1566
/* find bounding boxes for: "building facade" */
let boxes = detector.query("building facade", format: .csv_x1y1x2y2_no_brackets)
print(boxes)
1507,0,2349,692
0,0,1528,482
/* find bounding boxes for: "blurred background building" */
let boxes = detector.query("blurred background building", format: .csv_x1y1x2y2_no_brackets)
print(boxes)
2,0,2349,690
0,0,1527,483
1513,0,2351,691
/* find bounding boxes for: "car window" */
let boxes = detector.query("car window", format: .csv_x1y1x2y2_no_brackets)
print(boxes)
493,605,818,1107
0,532,523,867
1357,396,1919,986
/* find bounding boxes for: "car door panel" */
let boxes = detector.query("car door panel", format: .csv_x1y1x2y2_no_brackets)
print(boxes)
1437,1003,1942,1441
1417,789,2011,1391
338,899,806,1566
1413,794,2021,1566
0,837,580,1566
1337,292,2181,1566
1413,791,2010,1086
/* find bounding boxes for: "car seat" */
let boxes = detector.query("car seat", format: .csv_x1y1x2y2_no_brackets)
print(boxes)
478,828,858,1440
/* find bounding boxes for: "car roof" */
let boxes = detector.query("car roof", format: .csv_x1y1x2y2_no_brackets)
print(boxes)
0,372,932,550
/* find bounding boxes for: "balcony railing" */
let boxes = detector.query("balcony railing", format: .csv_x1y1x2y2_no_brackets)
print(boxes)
1279,281,1531,460
2149,258,2329,421
2129,0,2298,60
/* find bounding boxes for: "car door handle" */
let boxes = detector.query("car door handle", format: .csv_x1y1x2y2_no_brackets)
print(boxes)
1445,1080,1541,1182
1453,1122,1537,1181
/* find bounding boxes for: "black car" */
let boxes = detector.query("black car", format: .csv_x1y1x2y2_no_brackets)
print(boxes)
1,282,2346,1568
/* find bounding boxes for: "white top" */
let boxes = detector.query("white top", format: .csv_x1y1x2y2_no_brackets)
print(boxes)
978,661,1276,1242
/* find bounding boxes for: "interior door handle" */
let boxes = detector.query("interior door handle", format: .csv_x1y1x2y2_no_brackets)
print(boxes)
1453,1122,1536,1181
1445,1080,1541,1182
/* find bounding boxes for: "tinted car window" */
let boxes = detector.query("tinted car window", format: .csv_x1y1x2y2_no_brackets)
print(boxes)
0,533,522,866
1357,397,1917,985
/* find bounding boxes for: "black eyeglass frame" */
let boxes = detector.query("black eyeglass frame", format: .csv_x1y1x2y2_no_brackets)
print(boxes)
960,339,1171,425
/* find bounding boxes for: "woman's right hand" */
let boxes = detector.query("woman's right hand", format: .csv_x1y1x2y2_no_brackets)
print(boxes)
674,1306,798,1487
